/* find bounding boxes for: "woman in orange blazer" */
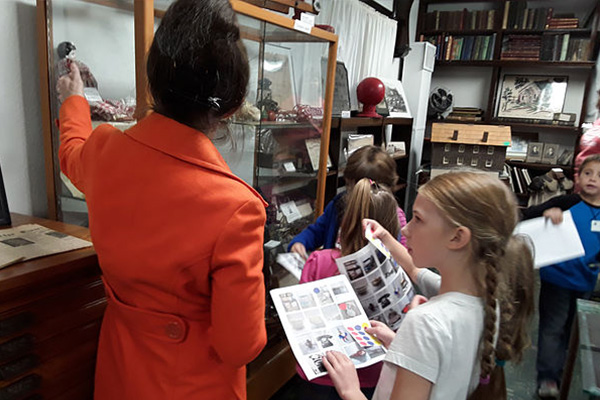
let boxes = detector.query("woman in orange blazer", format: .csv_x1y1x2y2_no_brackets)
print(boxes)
56,1,267,398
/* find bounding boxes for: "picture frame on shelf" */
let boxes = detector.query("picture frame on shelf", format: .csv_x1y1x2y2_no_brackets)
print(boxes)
541,143,559,165
381,79,411,118
526,142,544,163
322,60,351,116
496,75,568,121
0,162,11,227
262,44,297,112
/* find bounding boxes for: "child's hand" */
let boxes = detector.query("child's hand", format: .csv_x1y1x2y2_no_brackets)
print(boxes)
365,320,395,348
407,295,429,311
56,63,84,102
290,243,308,260
543,207,564,225
362,219,391,242
322,351,364,400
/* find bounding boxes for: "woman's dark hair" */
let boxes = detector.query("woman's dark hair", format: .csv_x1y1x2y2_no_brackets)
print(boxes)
147,0,249,131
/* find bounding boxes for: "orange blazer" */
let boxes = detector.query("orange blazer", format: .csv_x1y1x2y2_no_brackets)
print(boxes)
59,96,267,399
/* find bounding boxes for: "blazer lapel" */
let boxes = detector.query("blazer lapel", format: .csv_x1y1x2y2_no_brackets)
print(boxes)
124,112,267,207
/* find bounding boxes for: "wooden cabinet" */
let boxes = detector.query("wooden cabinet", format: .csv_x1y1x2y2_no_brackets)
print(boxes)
0,214,104,400
325,117,413,205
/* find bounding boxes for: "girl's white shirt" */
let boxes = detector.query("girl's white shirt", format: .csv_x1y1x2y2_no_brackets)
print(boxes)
373,291,485,400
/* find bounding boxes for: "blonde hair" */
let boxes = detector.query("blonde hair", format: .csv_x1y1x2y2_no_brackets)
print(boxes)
496,236,535,364
419,171,534,380
340,178,399,256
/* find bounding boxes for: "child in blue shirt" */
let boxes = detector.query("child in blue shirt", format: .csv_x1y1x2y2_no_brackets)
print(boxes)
289,146,407,259
521,154,600,398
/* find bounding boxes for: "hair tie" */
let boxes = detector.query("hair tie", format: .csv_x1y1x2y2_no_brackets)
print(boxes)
495,359,506,367
479,375,490,385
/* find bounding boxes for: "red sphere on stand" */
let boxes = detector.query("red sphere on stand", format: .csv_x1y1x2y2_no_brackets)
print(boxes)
356,77,385,118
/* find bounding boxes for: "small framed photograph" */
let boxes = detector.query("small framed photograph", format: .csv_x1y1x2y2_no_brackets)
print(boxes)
380,79,411,118
541,143,559,164
526,142,543,163
496,75,568,121
0,162,11,227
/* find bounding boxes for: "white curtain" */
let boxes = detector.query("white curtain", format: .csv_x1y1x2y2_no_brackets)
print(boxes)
316,0,398,109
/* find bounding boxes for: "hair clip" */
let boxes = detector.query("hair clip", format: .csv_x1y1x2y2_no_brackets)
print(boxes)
207,97,221,111
479,375,491,385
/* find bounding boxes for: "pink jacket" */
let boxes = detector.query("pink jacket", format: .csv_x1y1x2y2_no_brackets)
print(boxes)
295,249,383,388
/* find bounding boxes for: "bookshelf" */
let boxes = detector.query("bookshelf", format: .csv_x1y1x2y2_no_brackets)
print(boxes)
417,0,599,200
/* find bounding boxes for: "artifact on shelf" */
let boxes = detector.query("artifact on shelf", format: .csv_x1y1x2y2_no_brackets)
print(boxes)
256,78,279,120
430,123,512,179
56,41,135,122
356,77,385,118
427,86,454,120
232,100,261,122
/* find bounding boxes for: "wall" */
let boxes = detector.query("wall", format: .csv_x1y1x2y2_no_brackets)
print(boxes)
0,0,47,217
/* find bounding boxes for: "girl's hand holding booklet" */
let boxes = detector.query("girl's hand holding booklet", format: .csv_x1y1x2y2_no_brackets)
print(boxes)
270,242,415,380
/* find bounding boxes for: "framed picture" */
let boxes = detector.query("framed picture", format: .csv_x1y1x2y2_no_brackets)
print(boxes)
541,143,559,164
0,162,11,227
322,60,351,115
496,75,568,121
526,142,543,163
261,44,297,111
380,79,411,118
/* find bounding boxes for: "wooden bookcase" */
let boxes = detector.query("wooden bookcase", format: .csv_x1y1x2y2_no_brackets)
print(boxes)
416,0,600,201
325,116,413,206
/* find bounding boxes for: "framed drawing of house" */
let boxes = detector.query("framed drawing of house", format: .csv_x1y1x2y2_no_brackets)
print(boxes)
381,79,411,118
0,162,11,227
496,75,568,121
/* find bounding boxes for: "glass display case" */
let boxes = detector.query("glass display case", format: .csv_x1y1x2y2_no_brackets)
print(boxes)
39,1,337,243
216,2,338,275
37,0,154,225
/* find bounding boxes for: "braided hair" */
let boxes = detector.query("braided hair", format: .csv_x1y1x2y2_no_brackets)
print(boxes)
419,170,533,381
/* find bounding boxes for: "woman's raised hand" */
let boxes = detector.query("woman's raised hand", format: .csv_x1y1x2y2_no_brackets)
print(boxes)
56,62,84,102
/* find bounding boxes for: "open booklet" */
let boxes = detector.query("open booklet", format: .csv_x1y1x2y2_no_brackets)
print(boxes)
270,242,415,380
335,243,415,330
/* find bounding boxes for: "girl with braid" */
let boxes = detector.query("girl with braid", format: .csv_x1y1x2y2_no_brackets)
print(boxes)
322,171,535,400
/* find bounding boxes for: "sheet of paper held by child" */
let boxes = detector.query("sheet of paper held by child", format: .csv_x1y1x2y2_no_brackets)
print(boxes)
270,274,388,381
335,243,415,331
514,210,585,268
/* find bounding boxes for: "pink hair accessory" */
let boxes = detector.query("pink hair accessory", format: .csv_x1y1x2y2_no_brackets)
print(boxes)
479,375,491,385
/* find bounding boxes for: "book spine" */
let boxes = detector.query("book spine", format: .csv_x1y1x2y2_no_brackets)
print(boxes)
502,1,510,29
560,33,570,61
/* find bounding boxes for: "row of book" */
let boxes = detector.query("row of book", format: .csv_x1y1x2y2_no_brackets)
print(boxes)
496,112,577,127
504,163,533,194
500,34,591,61
420,35,496,61
445,107,484,122
502,2,552,30
540,35,591,62
422,9,496,32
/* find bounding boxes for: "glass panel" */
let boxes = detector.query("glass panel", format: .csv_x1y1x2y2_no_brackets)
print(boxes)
577,299,600,396
218,15,331,254
47,0,136,225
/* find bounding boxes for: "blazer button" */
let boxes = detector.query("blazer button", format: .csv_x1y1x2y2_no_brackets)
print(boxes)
165,321,183,340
